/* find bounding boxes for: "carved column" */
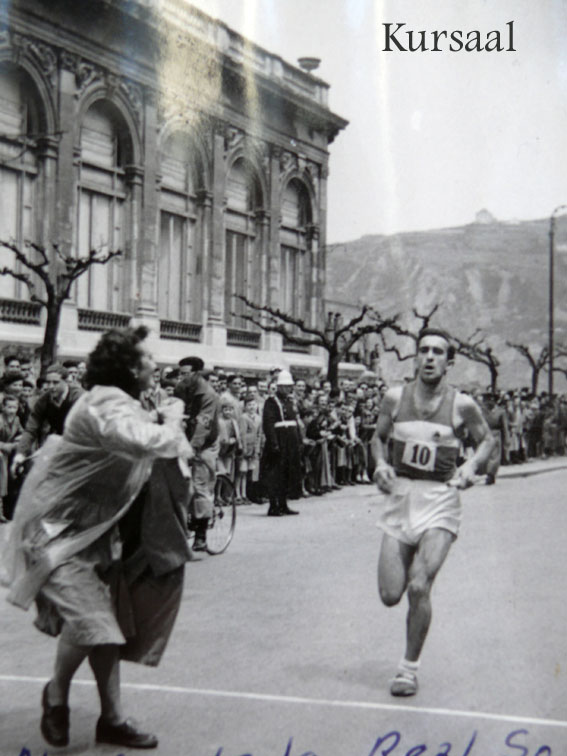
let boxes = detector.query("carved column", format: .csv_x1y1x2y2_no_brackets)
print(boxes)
204,122,227,347
265,145,282,352
135,92,158,322
36,136,58,249
55,61,77,259
316,160,329,332
195,189,212,326
254,208,270,306
124,164,144,316
306,222,320,330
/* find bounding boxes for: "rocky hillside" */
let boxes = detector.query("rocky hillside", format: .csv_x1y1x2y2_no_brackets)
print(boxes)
326,214,567,390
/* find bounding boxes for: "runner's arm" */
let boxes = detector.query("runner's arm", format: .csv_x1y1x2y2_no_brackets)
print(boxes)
371,389,398,493
450,394,496,489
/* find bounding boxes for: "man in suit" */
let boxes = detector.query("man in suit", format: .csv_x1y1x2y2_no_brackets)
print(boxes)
174,357,220,551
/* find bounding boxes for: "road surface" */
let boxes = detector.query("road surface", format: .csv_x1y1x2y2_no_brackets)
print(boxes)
1,462,566,755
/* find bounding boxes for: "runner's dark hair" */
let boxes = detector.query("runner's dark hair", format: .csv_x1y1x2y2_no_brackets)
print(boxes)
417,327,455,361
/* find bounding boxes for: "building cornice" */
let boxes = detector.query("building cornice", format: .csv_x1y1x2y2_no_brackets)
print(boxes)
4,1,347,145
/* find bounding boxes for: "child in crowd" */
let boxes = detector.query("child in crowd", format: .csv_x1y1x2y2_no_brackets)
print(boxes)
238,395,262,504
217,400,242,482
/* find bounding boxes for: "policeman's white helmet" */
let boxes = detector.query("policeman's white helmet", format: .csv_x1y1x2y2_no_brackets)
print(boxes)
276,369,294,386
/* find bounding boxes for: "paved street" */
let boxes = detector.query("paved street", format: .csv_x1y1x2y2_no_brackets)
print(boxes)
1,462,567,756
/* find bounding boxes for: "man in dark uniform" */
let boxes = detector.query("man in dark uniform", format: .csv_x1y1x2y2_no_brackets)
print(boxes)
174,356,220,551
260,369,301,517
372,328,494,697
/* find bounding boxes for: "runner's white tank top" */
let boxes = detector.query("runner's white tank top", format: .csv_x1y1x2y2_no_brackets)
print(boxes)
389,382,461,482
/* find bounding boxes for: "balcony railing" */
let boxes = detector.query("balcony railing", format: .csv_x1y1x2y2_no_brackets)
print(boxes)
0,298,41,325
78,309,131,331
227,328,261,349
160,319,202,342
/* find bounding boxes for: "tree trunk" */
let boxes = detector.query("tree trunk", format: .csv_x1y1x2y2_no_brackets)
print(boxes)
326,348,340,390
40,299,62,375
489,364,498,393
532,368,539,396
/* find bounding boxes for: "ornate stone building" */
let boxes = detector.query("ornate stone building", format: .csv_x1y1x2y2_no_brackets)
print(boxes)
0,0,346,374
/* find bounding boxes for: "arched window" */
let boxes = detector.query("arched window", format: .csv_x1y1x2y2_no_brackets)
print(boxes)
158,130,201,323
0,65,40,299
224,158,263,329
74,100,129,312
280,179,312,326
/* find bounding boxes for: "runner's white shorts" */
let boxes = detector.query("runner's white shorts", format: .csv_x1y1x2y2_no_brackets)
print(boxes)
376,476,462,546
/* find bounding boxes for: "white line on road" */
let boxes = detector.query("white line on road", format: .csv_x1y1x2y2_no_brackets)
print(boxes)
1,674,566,730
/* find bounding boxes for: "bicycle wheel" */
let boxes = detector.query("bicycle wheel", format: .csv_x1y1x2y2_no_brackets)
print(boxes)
206,474,237,554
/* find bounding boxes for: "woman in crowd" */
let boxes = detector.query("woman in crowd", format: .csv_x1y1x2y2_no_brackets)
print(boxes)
4,326,192,750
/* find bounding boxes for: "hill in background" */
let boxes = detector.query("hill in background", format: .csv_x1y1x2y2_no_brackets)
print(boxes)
326,213,567,390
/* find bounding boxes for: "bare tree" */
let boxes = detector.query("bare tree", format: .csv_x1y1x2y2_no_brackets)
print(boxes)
452,329,500,392
506,342,549,394
235,295,398,388
381,308,502,391
379,304,441,362
0,240,121,374
542,342,567,387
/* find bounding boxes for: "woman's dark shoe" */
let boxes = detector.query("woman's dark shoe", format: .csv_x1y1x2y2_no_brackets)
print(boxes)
96,717,158,749
41,681,70,747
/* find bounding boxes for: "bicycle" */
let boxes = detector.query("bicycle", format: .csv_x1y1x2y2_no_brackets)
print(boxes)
188,473,237,555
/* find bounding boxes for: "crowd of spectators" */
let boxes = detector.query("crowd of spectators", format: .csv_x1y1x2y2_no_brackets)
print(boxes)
470,388,567,479
139,364,391,505
0,356,86,521
1,350,566,521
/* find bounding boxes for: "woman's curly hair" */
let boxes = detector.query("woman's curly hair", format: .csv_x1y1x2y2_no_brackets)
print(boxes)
84,326,149,398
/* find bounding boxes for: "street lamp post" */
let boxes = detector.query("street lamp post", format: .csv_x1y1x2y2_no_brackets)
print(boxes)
549,205,567,395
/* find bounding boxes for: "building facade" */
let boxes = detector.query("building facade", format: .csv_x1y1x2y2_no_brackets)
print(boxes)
0,0,347,375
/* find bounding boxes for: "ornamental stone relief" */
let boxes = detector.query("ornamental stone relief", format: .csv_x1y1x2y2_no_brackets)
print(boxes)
306,160,320,196
224,125,244,154
61,53,143,124
1,31,57,88
247,136,269,175
279,149,298,176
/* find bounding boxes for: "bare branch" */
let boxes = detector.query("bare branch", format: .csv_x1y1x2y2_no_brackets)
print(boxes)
380,332,415,362
0,267,48,306
0,239,50,284
453,332,500,370
236,295,328,343
235,311,321,347
53,243,68,264
506,341,549,371
334,305,369,339
27,240,50,267
342,316,399,354
64,249,122,282
411,304,440,330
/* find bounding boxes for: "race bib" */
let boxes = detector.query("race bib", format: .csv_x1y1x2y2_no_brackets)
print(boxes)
401,440,436,472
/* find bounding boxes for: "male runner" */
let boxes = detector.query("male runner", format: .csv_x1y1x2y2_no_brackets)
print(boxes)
372,328,494,696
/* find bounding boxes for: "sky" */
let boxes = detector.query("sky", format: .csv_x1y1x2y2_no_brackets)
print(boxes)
186,0,567,243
